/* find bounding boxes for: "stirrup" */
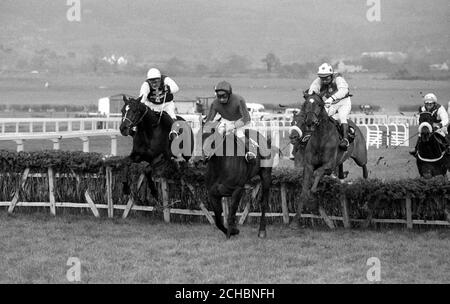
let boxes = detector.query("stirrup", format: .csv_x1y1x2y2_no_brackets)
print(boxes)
168,130,179,140
245,152,257,162
339,138,349,149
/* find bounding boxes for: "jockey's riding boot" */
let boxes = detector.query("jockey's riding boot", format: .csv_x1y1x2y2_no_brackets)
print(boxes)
289,144,296,161
339,123,350,151
245,138,258,163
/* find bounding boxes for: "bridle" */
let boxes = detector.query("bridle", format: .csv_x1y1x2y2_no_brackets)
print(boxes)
122,104,149,129
304,96,324,128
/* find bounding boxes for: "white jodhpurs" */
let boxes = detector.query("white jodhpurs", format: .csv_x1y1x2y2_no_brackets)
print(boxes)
326,97,351,123
144,101,177,120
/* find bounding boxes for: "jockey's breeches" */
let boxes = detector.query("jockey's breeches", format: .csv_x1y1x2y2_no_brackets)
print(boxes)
144,101,177,119
326,97,351,123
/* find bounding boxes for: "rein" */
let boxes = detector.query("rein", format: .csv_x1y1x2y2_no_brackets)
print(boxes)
122,106,149,129
156,91,168,126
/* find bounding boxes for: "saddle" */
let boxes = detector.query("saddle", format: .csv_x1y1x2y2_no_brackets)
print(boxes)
292,118,355,148
330,117,356,144
205,129,264,160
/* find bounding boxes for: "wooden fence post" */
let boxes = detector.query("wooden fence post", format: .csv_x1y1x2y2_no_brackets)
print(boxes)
160,178,170,223
72,170,99,218
15,139,24,152
122,173,145,219
48,167,56,216
8,167,30,214
81,137,90,153
319,206,335,229
106,166,113,218
280,183,289,225
405,196,413,229
239,183,260,225
183,180,215,225
51,138,60,150
110,135,117,156
340,193,351,229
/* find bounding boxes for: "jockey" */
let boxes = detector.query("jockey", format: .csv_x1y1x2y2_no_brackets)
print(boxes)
409,93,449,155
308,63,352,150
204,81,257,162
139,68,179,128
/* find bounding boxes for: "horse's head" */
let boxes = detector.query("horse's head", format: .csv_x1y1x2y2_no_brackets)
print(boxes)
120,95,152,136
418,111,434,142
302,91,325,131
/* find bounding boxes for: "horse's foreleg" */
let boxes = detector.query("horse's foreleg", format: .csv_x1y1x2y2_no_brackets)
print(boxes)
121,156,132,195
311,168,325,193
311,164,336,229
209,193,227,236
226,188,244,238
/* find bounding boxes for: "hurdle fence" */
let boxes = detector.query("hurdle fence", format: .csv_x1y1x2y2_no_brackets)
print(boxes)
1,167,449,229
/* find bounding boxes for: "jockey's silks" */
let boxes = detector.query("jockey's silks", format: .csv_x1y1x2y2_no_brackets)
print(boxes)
206,93,251,124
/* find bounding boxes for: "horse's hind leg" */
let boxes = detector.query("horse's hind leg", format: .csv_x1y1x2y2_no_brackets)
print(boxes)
209,193,227,236
121,156,132,195
258,169,272,238
226,187,244,238
311,164,336,229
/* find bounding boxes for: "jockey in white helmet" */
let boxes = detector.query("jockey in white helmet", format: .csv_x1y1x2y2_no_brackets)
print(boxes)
139,68,179,121
409,93,449,155
307,63,352,150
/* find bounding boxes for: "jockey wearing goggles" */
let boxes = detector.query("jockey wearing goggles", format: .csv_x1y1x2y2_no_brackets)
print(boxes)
410,93,450,155
139,68,179,122
204,81,258,162
292,63,352,152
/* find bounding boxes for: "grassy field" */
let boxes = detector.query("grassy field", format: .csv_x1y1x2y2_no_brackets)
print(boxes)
0,213,448,284
1,72,450,113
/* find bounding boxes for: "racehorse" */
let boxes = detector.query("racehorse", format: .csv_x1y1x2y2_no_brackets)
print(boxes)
202,121,276,238
290,92,368,227
413,111,450,179
119,95,193,198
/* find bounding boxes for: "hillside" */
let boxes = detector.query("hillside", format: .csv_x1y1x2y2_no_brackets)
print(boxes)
1,0,449,66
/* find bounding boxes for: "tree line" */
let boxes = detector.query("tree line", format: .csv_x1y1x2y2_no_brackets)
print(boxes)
1,44,448,80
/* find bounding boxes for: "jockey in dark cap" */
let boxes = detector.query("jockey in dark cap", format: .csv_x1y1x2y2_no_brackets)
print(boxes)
204,81,258,162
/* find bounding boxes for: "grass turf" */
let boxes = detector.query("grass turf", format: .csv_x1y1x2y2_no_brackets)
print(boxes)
0,212,448,284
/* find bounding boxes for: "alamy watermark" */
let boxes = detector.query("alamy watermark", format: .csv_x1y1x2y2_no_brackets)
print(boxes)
169,122,282,167
366,257,381,282
66,257,81,282
66,0,81,22
366,0,381,22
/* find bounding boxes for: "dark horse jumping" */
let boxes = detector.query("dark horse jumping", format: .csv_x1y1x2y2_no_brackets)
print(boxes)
290,92,368,227
202,122,276,238
119,95,194,198
412,112,450,179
